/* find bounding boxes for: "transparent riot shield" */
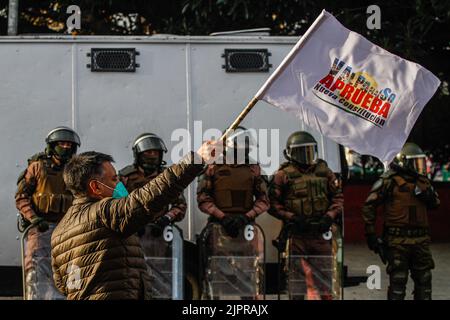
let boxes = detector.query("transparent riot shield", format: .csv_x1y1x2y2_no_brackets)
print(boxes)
199,222,265,300
285,224,343,300
140,223,184,300
21,223,66,300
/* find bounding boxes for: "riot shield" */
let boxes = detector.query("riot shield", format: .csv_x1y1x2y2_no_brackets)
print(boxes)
285,224,343,300
21,223,65,300
199,222,265,300
140,223,184,300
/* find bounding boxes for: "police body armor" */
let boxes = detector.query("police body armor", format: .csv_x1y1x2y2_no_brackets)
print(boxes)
280,161,342,300
384,174,429,229
212,165,254,215
30,155,73,220
21,154,71,300
201,164,264,299
281,162,330,220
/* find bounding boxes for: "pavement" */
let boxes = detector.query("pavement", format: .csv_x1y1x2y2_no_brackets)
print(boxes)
344,242,450,300
2,242,449,300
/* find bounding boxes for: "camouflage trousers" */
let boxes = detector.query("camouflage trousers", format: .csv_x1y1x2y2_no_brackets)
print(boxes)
385,236,434,300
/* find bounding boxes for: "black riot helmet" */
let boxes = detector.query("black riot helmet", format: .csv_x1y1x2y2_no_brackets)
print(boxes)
392,142,427,176
132,133,167,174
284,131,318,165
45,126,80,162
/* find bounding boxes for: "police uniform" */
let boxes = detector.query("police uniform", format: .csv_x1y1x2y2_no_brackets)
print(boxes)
16,126,79,300
197,163,269,299
269,159,344,299
15,153,72,299
362,169,439,300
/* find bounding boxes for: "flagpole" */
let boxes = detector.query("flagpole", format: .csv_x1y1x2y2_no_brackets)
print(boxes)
220,10,329,142
220,97,258,141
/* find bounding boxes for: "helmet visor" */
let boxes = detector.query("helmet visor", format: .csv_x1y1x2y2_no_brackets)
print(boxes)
406,155,426,175
47,129,80,146
289,143,317,164
134,136,167,154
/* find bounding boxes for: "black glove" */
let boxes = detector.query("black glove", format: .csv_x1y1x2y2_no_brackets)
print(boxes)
366,233,379,253
414,180,437,205
221,215,240,238
318,214,333,233
150,215,172,238
291,215,309,233
30,216,49,233
235,215,251,228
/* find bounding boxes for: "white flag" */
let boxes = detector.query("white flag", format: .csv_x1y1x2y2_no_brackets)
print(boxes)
255,10,441,165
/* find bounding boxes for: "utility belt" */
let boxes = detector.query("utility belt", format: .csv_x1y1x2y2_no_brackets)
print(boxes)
385,227,429,238
287,216,324,237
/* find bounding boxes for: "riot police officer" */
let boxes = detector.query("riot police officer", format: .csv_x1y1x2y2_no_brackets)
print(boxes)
268,131,343,300
362,142,440,300
197,127,269,237
15,126,80,299
119,133,187,236
197,127,269,299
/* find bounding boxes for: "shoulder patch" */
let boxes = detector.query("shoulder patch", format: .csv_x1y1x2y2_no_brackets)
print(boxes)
119,164,137,177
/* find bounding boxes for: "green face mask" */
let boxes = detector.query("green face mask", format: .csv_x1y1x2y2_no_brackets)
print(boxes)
96,181,129,199
54,145,75,161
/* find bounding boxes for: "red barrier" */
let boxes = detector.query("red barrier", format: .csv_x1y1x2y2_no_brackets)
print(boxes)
343,181,450,243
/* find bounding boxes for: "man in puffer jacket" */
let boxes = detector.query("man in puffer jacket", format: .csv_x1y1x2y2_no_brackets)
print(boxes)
51,142,216,300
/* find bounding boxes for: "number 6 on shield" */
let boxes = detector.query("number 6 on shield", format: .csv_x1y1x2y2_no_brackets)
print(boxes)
322,229,332,240
163,225,174,242
244,224,255,241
